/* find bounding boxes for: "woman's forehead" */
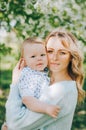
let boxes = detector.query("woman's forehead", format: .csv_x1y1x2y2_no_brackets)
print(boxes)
47,37,69,49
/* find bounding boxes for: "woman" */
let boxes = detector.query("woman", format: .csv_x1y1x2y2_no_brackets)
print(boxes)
38,28,85,130
2,28,85,130
45,28,85,103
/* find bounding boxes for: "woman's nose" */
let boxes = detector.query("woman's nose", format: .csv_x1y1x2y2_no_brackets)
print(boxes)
53,53,58,61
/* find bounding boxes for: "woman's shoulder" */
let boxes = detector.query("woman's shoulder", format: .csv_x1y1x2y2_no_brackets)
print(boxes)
51,80,76,86
60,80,76,86
48,80,78,103
49,80,77,95
60,80,77,89
54,80,76,87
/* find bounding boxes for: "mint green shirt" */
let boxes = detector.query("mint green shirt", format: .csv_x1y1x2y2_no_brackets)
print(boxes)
6,81,78,130
20,81,78,130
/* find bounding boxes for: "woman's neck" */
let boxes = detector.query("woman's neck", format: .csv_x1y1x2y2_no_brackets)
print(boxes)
50,70,72,84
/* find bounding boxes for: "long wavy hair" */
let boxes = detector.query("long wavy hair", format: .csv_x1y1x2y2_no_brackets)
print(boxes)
45,28,85,103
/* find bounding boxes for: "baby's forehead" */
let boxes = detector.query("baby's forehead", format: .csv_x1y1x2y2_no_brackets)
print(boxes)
24,43,46,52
24,42,45,48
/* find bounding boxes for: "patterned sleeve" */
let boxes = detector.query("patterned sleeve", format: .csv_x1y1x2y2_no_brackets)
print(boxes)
18,67,50,98
18,68,36,97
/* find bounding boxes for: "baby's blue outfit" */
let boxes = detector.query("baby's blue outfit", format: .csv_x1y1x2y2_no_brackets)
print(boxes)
6,67,50,130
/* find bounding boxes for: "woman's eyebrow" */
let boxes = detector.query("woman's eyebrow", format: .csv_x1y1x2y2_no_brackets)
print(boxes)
47,48,70,52
59,49,67,51
47,48,54,50
58,49,70,52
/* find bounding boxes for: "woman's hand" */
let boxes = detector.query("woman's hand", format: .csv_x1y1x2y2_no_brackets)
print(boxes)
1,122,8,130
12,59,25,85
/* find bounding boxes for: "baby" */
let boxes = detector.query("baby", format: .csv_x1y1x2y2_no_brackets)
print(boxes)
2,37,60,130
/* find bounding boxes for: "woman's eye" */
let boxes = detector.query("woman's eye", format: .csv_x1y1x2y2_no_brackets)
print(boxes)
41,54,46,56
31,55,35,58
60,52,66,55
47,50,53,53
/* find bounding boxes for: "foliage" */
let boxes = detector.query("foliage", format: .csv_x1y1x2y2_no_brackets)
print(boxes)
0,0,86,41
72,100,86,130
0,70,12,129
0,70,12,89
0,43,12,56
0,95,7,129
0,0,86,62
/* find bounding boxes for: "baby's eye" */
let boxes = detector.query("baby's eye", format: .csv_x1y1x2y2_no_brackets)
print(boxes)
31,55,36,58
41,54,46,56
47,50,53,53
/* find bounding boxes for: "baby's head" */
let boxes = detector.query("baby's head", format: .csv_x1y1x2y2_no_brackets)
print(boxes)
21,37,48,71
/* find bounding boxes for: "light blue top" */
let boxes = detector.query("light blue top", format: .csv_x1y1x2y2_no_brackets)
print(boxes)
5,67,78,130
5,67,50,130
19,81,78,130
22,81,78,130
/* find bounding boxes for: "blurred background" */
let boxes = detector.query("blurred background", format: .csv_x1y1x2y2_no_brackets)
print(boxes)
0,0,86,130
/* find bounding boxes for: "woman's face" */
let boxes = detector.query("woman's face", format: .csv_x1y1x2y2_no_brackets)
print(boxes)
46,37,71,74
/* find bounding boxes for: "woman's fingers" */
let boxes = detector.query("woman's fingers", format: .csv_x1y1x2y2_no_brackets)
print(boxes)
12,59,25,84
18,58,25,70
13,57,25,71
15,59,22,69
1,123,8,130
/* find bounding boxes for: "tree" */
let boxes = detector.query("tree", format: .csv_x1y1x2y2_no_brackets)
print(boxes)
0,0,86,57
0,0,86,39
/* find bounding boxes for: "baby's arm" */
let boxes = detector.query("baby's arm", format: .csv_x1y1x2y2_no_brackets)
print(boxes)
22,96,60,118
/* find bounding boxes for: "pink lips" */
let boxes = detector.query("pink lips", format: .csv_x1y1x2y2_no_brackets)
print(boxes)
50,63,60,65
36,63,43,66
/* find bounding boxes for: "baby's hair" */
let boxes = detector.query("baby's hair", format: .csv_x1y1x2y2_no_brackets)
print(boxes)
21,37,45,58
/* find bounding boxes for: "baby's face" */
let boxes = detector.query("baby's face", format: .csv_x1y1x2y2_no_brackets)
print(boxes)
23,43,48,71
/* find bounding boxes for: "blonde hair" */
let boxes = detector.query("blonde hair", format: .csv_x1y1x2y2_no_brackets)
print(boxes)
21,37,45,58
46,28,85,103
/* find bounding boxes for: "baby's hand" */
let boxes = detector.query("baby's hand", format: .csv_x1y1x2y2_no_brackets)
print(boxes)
46,105,60,118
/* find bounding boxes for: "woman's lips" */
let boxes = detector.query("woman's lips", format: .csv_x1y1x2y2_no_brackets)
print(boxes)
36,63,43,66
50,63,60,65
